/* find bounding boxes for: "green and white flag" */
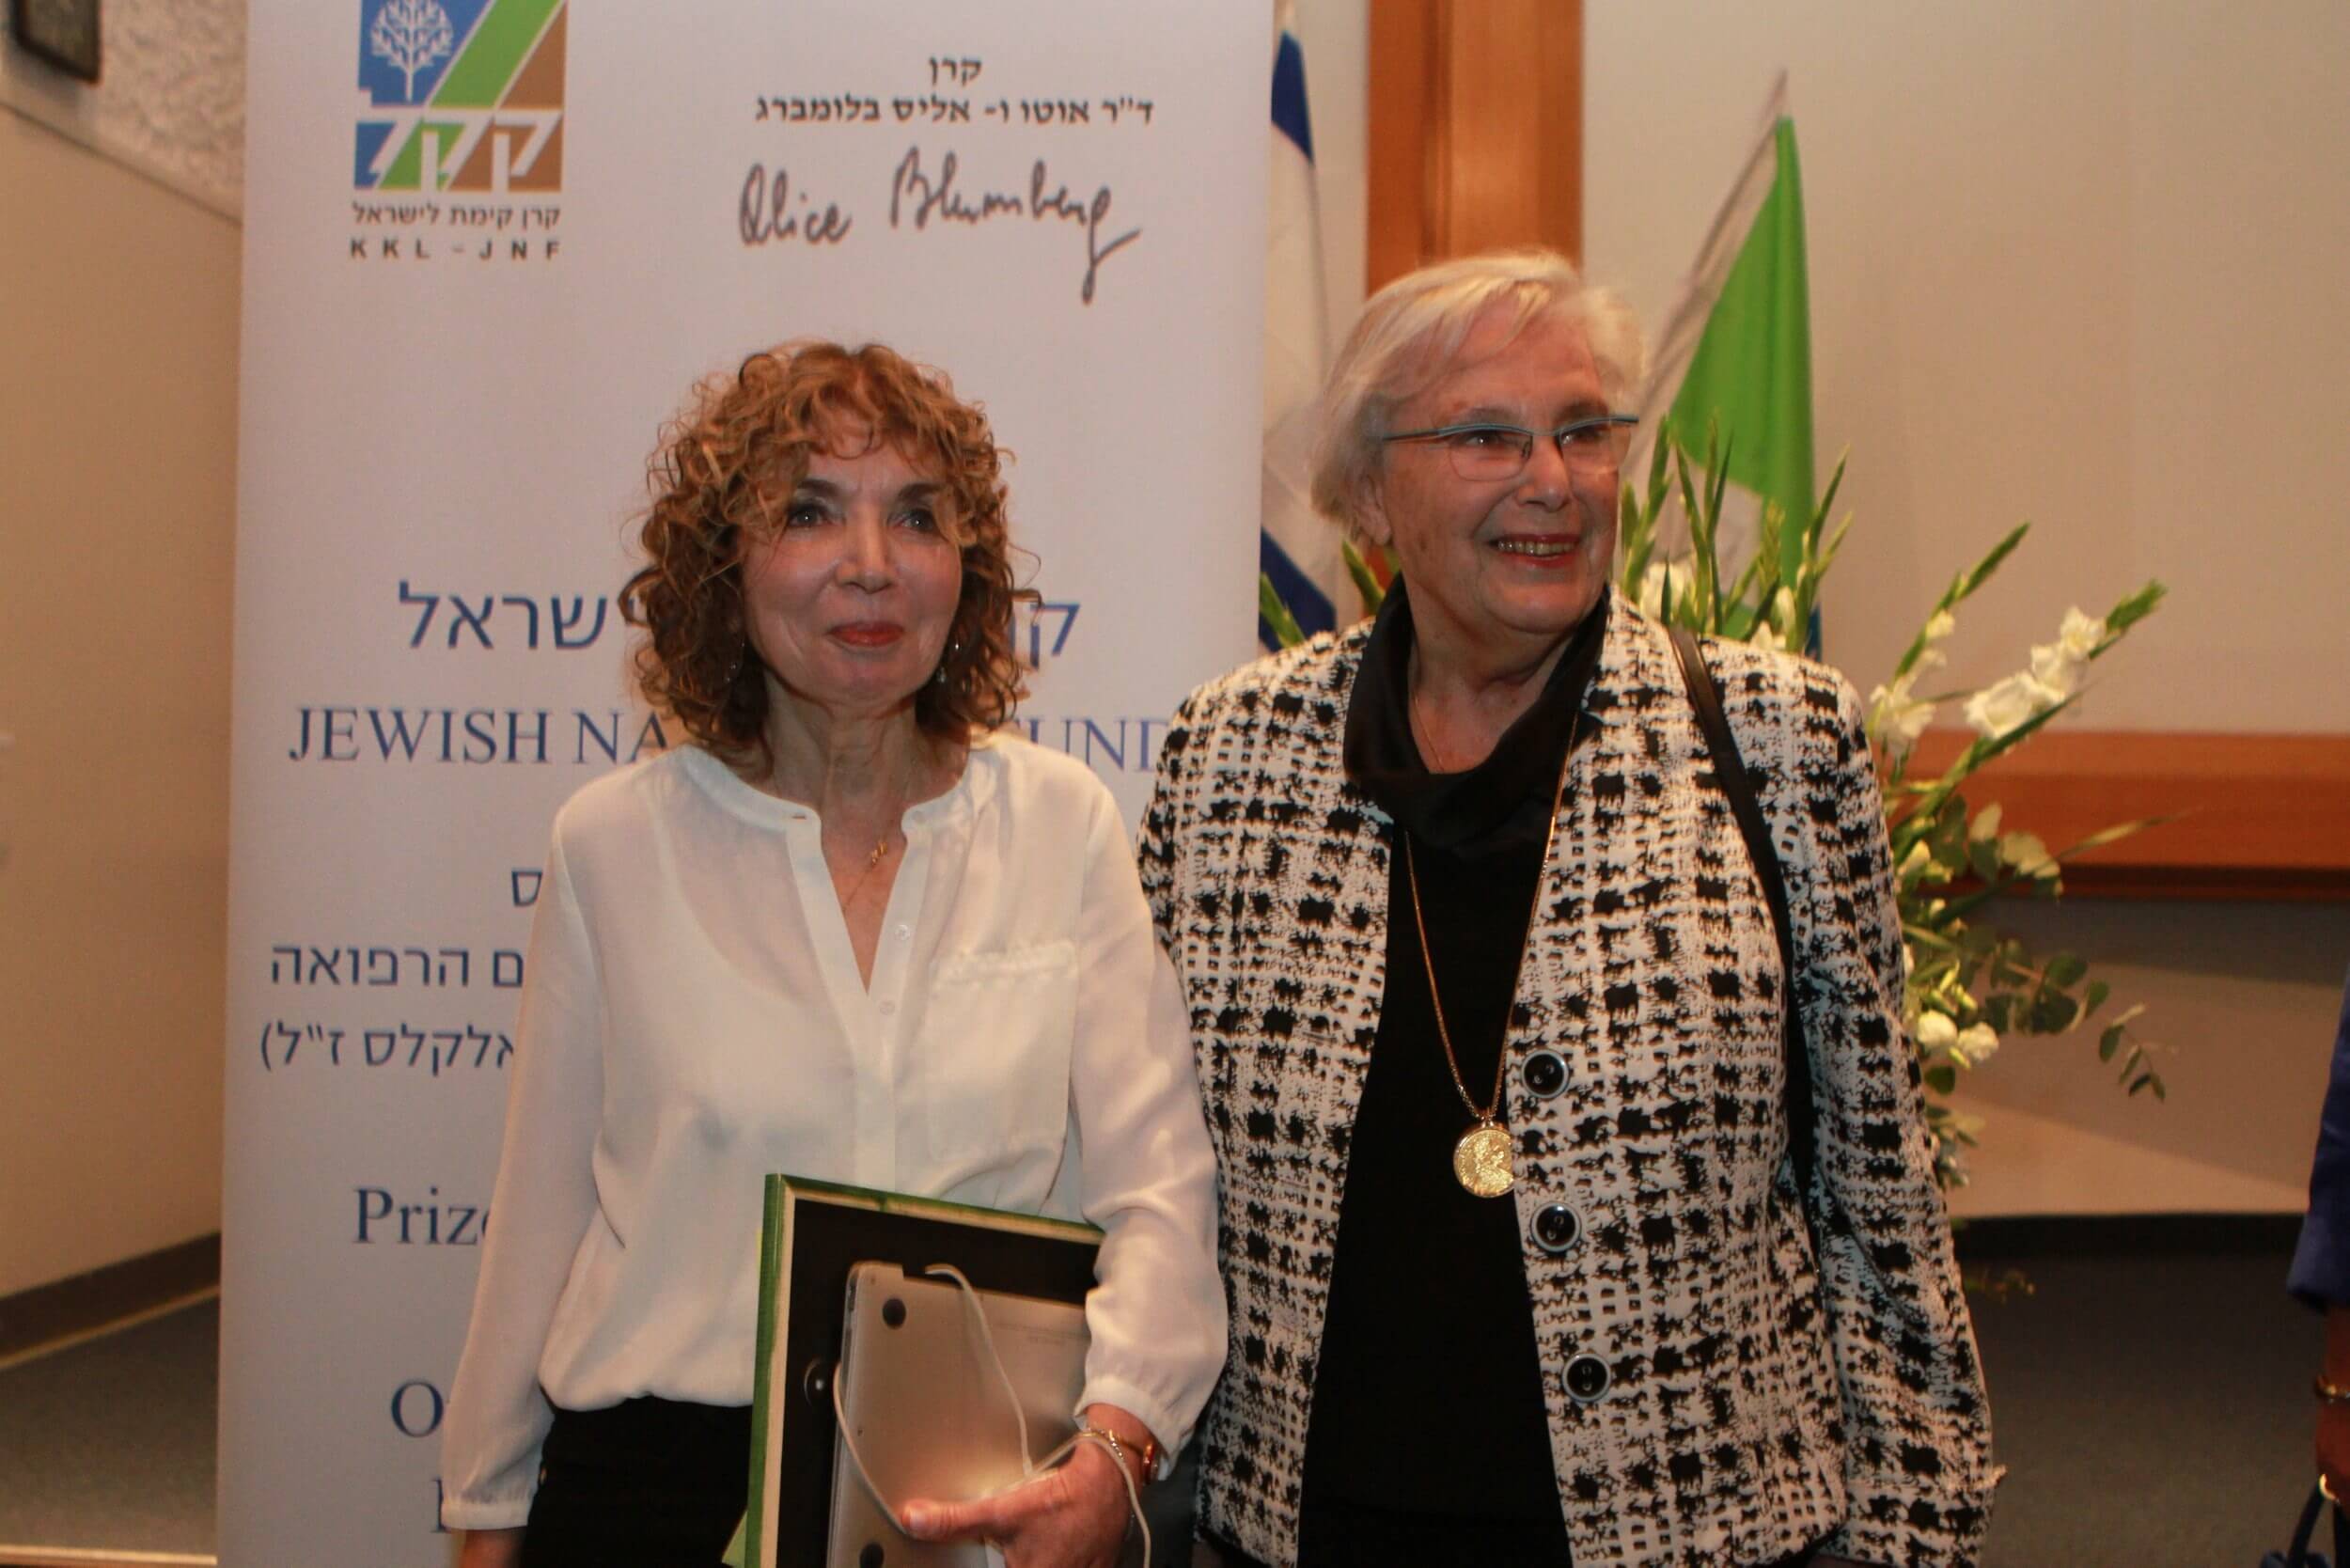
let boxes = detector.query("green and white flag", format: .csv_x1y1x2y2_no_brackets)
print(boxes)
1627,74,1815,597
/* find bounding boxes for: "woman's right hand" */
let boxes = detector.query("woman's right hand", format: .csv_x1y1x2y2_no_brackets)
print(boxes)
457,1528,525,1568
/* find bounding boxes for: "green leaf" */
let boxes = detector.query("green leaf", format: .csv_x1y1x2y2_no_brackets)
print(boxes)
1618,488,1654,593
1644,411,1673,513
1701,435,1733,628
1956,521,2031,602
1788,448,1843,599
1813,449,1849,533
2029,990,2080,1033
1930,795,1970,868
1723,546,1772,635
2052,815,2175,862
2098,1022,2123,1062
1258,572,1306,648
1339,538,1386,617
1924,1064,1958,1095
2083,980,2110,1015
1966,836,2003,882
2099,579,2169,643
2044,952,2088,988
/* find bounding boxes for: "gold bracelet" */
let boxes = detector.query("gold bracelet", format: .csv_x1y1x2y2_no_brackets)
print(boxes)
1077,1425,1149,1489
2313,1374,2350,1405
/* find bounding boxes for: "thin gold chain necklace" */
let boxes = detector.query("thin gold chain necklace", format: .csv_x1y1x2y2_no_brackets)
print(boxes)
1399,704,1581,1198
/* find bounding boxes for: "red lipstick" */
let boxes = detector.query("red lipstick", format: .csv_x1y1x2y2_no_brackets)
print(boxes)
831,621,903,648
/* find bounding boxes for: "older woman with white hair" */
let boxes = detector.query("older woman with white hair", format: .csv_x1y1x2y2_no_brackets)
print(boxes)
1140,250,1998,1566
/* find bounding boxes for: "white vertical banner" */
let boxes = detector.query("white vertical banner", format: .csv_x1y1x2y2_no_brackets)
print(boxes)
219,3,1266,1562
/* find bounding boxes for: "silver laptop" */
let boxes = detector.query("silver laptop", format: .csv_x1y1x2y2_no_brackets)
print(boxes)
825,1261,1091,1568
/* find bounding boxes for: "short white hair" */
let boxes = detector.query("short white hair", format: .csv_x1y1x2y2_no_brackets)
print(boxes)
1309,248,1646,536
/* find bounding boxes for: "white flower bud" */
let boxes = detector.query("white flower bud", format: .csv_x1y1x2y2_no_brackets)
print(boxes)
1955,1023,2000,1065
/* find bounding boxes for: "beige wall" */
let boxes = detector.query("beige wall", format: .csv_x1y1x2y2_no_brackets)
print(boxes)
1296,1,2350,1215
1585,0,2350,735
0,107,239,1296
1939,901,2348,1217
1577,0,2350,1215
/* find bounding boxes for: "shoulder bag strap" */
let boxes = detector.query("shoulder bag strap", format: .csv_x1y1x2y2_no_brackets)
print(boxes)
1667,623,1816,1191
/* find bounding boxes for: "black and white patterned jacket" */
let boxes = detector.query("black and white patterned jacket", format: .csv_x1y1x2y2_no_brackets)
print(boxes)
1138,593,1997,1568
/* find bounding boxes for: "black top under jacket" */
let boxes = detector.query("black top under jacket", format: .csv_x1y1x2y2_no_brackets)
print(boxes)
1298,580,1606,1526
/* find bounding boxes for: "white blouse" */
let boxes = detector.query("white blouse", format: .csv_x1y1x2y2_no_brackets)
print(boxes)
438,736,1226,1529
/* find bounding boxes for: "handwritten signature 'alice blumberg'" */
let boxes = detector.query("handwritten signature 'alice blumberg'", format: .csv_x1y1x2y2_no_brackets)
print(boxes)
889,146,1140,305
738,148,1142,305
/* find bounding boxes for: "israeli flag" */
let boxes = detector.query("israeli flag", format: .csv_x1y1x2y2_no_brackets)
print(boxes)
1260,0,1348,647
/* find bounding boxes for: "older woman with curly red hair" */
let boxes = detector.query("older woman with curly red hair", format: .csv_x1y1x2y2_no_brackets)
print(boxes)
438,342,1224,1568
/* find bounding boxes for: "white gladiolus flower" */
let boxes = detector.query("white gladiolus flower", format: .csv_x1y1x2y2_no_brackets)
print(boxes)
1903,610,1959,678
1968,802,2003,842
1898,839,1933,883
1866,682,1896,735
1963,672,2060,737
2024,606,2107,706
2057,606,2106,661
1954,1023,2000,1065
1750,619,1786,653
1867,673,1935,745
2029,638,2084,701
1916,1011,1958,1051
1888,694,1935,745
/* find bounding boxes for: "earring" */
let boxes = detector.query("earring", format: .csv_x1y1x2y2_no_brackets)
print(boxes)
933,638,964,686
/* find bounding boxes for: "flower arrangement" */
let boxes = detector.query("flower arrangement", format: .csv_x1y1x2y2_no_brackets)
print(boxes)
1617,424,2169,1186
1258,421,2169,1188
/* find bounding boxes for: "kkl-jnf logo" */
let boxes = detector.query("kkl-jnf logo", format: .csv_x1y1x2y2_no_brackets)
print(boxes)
355,0,565,192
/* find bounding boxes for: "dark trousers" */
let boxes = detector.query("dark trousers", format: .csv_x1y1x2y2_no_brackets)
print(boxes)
519,1397,752,1568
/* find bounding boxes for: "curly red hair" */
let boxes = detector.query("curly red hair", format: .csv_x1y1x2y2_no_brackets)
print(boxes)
619,340,1033,775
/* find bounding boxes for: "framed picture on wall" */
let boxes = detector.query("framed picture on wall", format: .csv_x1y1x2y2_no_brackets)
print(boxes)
9,0,101,84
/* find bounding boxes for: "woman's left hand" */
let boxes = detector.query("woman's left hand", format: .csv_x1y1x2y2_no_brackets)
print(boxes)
898,1436,1133,1568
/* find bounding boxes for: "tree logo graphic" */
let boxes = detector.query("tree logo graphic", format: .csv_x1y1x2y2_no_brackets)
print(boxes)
369,0,456,103
355,0,566,194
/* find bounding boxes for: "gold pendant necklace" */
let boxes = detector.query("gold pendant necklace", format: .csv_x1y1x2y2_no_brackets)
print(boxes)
1401,706,1581,1199
836,833,892,908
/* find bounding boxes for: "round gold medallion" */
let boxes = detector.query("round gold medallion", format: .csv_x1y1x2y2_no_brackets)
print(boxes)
1451,1121,1514,1198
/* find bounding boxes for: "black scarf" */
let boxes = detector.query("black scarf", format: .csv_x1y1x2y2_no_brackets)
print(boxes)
1341,577,1609,851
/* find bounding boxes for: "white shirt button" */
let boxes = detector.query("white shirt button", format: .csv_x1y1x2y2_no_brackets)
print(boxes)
895,923,912,941
879,999,897,1016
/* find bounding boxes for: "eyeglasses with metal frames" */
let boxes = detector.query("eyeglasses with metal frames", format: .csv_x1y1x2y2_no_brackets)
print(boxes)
1380,413,1639,481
